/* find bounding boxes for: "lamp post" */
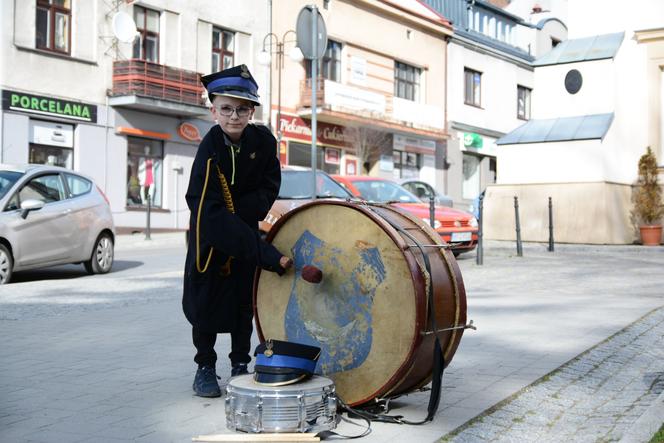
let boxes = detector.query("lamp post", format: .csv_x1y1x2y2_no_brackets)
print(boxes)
258,30,304,144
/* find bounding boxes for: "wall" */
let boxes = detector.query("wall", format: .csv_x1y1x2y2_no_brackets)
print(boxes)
447,41,533,135
483,181,634,244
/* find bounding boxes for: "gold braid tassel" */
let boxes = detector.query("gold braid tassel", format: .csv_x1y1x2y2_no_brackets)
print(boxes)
216,165,234,275
194,157,236,276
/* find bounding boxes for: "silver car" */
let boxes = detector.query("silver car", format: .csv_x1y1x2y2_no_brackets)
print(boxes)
0,164,115,284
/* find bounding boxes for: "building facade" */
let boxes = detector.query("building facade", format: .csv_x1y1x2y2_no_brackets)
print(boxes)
485,0,664,244
423,0,566,211
268,0,453,187
1,0,271,233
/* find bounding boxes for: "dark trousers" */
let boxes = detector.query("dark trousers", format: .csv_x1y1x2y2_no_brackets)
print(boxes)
192,324,253,368
192,263,255,368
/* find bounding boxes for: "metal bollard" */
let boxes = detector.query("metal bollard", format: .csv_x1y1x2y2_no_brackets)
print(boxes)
548,197,554,252
429,195,436,229
514,196,522,257
476,192,484,265
145,194,152,240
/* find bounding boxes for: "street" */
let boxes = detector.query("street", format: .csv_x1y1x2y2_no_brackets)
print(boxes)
1,234,663,442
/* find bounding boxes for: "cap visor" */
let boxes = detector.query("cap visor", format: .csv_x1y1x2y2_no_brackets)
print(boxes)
253,372,309,386
211,91,260,106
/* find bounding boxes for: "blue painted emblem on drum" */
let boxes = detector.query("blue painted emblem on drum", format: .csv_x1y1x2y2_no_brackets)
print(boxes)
285,230,386,375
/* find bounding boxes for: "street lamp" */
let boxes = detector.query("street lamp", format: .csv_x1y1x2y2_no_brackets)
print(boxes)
258,30,304,143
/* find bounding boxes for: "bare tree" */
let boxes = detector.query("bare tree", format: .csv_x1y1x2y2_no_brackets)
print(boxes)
342,125,392,174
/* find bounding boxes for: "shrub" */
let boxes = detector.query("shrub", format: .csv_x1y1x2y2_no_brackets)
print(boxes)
634,146,663,225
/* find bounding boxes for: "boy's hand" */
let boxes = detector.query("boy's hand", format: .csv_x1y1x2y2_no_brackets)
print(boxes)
279,256,293,270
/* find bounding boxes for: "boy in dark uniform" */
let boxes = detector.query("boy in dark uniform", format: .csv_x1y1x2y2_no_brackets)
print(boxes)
183,65,292,397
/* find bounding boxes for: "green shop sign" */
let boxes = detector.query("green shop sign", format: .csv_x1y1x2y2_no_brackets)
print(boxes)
463,132,483,148
2,90,97,123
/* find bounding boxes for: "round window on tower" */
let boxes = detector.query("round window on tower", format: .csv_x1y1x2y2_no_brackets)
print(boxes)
564,69,583,94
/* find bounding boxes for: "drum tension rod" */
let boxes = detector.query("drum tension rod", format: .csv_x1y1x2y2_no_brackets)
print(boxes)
422,320,476,336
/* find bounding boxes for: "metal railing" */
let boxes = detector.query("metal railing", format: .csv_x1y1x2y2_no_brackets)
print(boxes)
111,59,205,106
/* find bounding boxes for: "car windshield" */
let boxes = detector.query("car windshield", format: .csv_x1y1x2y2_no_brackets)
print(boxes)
0,170,23,200
279,170,351,199
352,180,420,203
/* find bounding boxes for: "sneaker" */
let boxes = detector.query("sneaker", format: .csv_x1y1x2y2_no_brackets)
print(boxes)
193,366,221,398
231,363,249,377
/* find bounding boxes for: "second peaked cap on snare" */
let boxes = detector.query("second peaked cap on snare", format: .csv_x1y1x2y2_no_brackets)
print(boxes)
200,64,260,106
253,339,321,386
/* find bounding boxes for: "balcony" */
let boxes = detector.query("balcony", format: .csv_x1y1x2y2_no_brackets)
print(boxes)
109,60,208,117
298,78,446,138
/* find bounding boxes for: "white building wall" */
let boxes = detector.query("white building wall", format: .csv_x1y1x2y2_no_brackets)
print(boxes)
533,59,615,119
447,42,534,134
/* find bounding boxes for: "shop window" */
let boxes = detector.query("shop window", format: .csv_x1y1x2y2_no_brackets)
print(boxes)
394,61,421,102
464,68,481,107
133,6,160,63
305,40,342,82
288,142,324,170
29,144,73,169
393,150,420,179
462,153,481,200
517,85,531,120
212,27,234,72
126,137,163,208
36,0,71,54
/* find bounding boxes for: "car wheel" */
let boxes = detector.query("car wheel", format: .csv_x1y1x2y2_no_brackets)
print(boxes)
0,244,13,284
84,233,114,274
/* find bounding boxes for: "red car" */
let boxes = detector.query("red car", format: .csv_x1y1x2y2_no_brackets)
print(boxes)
332,175,478,256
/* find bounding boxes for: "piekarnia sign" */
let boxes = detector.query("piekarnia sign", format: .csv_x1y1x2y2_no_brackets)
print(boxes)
2,90,97,123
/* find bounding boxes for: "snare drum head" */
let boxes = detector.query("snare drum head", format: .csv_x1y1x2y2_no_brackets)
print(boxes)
256,202,419,405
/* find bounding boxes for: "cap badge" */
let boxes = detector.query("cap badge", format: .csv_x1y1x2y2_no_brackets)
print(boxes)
249,152,256,160
264,339,274,357
240,64,251,79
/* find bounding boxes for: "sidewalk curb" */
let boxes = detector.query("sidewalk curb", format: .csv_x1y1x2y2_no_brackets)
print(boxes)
619,389,664,443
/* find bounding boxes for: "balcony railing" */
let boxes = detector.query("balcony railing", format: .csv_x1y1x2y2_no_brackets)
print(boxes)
111,59,206,107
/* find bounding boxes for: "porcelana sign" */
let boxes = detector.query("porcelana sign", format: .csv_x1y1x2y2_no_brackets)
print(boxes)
279,114,353,148
2,90,97,123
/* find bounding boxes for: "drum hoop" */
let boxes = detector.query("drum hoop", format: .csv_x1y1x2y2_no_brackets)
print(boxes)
253,199,464,405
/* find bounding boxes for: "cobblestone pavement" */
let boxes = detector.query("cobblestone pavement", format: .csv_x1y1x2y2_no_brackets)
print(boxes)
443,306,664,443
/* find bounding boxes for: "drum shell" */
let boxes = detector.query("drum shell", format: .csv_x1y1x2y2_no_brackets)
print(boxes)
254,200,467,406
225,374,337,433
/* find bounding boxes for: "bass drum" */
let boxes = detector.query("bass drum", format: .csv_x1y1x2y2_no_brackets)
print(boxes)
254,200,467,406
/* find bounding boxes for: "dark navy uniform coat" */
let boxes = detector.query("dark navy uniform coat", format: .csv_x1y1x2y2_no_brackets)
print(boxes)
183,123,283,333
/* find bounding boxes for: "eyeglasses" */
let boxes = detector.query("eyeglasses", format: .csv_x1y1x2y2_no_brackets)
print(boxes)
214,105,253,117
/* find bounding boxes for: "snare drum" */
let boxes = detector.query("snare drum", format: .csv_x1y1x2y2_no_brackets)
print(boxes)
225,375,337,433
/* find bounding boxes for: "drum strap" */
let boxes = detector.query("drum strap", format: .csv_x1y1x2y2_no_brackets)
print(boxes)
329,205,449,427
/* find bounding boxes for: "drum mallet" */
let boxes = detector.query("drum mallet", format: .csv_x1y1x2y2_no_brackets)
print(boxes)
301,265,323,284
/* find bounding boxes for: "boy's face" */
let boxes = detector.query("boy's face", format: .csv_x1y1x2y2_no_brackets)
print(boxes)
210,95,255,141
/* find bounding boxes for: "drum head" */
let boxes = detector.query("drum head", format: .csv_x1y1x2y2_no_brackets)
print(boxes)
256,202,422,405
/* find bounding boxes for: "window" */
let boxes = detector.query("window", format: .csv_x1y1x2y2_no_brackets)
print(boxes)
212,28,234,72
464,68,481,107
462,153,480,200
64,174,92,198
517,85,531,120
133,6,160,63
30,144,73,169
551,37,561,48
394,61,421,101
19,174,65,204
36,0,71,54
305,40,342,82
126,137,163,207
393,150,420,179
